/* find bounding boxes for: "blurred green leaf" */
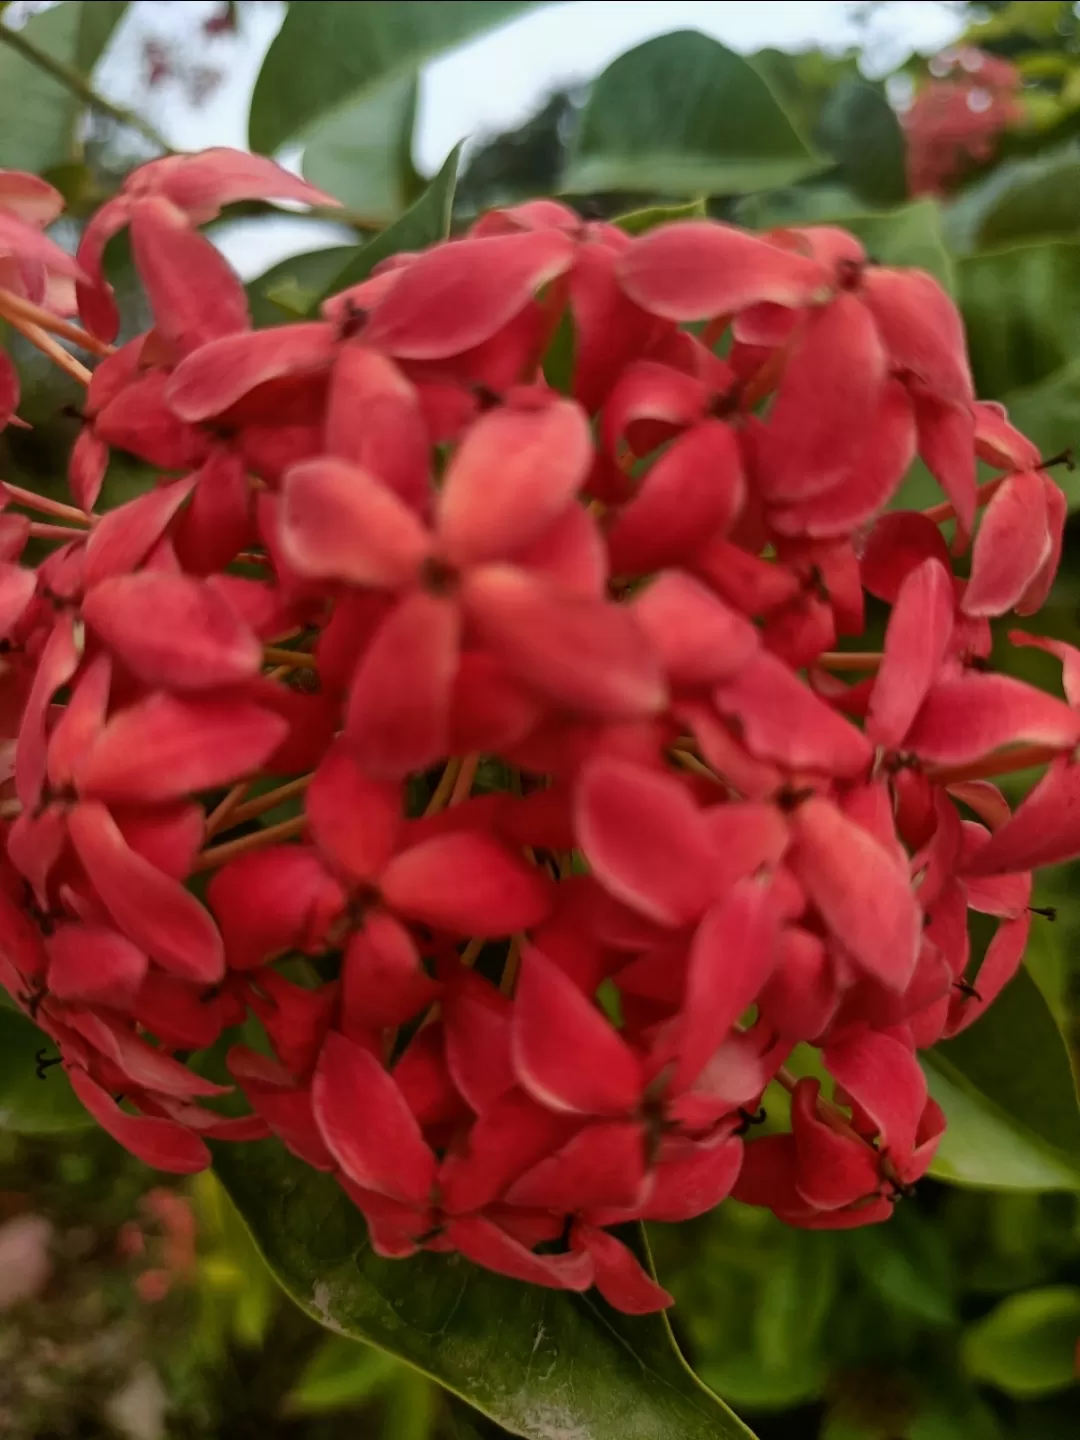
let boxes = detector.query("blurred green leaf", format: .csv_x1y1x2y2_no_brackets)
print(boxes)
848,1208,956,1327
563,31,823,197
975,150,1080,248
317,143,463,300
963,1285,1080,1396
615,198,708,234
301,75,422,223
1000,359,1080,506
249,1,544,154
0,1,128,171
286,1334,402,1414
959,239,1080,397
214,1139,758,1439
817,79,908,208
0,1007,93,1135
839,200,954,290
925,968,1080,1192
246,247,353,327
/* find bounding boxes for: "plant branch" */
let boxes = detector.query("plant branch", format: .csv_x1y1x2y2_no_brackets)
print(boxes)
0,21,172,153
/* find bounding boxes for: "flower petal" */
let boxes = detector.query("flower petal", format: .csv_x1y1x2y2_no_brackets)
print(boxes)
867,557,954,748
305,740,402,884
446,1215,593,1291
66,1069,210,1174
207,846,343,970
129,195,249,353
382,830,552,936
47,923,148,1007
963,471,1051,618
166,322,335,420
861,266,973,404
631,570,758,687
571,1224,673,1314
907,674,1080,766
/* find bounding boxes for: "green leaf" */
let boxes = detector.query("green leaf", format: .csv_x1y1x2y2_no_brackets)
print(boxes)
847,1207,956,1327
286,1335,403,1414
247,247,353,327
0,1007,93,1135
614,199,707,235
316,143,462,302
963,1285,1080,1397
0,1,128,172
562,31,823,198
974,151,1080,249
249,1,544,154
924,968,1080,1192
999,360,1080,508
959,240,1080,398
213,1138,758,1440
301,75,422,224
816,79,908,208
836,201,955,292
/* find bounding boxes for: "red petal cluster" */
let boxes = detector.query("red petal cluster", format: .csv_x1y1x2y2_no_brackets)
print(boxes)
0,152,1074,1313
903,47,1024,198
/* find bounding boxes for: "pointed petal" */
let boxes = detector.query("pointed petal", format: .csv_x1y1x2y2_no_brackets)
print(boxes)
64,1009,229,1099
1017,480,1066,617
438,1086,574,1213
439,397,591,567
464,566,665,719
631,570,758,686
914,392,976,535
15,613,81,810
867,557,954,748
618,221,830,320
305,740,402,884
95,369,208,469
442,969,515,1114
947,912,1031,1035
278,455,430,587
160,146,337,216
166,323,335,420
963,757,1080,875
82,572,261,690
512,943,644,1115
344,592,460,777
46,651,111,787
446,1215,593,1292
67,1069,210,1174
47,924,148,1007
638,1131,744,1222
83,476,197,588
130,195,249,352
907,674,1080,765
313,1032,436,1205
861,266,973,404
963,471,1051,617
572,1225,672,1314
575,757,715,926
207,845,343,970
341,912,439,1032
75,694,287,803
825,1030,927,1161
0,561,35,638
228,1046,336,1170
507,1120,645,1211
382,830,552,936
790,1077,879,1210
789,797,921,990
861,511,952,603
324,345,429,510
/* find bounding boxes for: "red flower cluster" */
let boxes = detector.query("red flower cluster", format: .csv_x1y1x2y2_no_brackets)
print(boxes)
903,46,1024,197
0,149,1076,1315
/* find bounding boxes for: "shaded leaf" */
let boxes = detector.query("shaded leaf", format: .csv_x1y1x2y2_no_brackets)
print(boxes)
247,247,353,327
301,75,421,224
963,1285,1080,1397
816,79,908,208
0,1007,94,1135
615,199,707,235
563,31,822,198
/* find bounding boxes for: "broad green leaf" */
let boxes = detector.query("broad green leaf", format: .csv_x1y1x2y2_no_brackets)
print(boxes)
847,1208,956,1327
963,1285,1080,1397
562,31,823,198
615,198,707,235
317,143,462,301
837,201,954,292
247,247,353,327
214,1138,758,1440
974,151,1080,249
249,1,544,154
816,80,908,208
924,968,1080,1192
959,240,1080,397
1000,360,1080,507
287,1334,403,1414
0,1,128,172
0,1007,93,1135
301,75,422,224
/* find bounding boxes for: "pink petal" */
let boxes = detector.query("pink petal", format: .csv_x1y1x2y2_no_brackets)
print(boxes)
639,1131,744,1221
963,470,1051,618
946,912,1031,1035
75,196,131,341
75,694,287,804
67,1069,210,1174
228,1047,336,1170
305,740,402,883
789,797,921,990
278,455,431,587
1009,631,1080,708
600,359,708,460
82,572,261,691
446,1215,593,1291
713,651,873,778
129,196,249,353
438,1086,575,1213
0,170,64,226
914,392,976,535
618,221,830,320
342,912,439,1031
114,803,204,881
439,396,591,567
867,557,954,748
64,1009,228,1099
68,802,224,983
47,924,148,1007
362,231,575,359
861,266,973,404
464,566,665,719
15,613,81,810
68,427,107,515
511,501,607,597
963,757,1080,875
1017,480,1066,617
789,1078,879,1210
631,570,758,686
159,147,338,217
507,1120,645,1211
0,561,34,639
572,1225,672,1314
974,401,1040,471
443,968,516,1115
907,674,1080,765
207,846,343,970
174,450,255,574
382,830,552,936
166,323,335,420
95,370,209,469
512,943,644,1115
861,511,952,603
608,420,745,574
672,879,781,1092
825,1030,927,1161
759,294,886,502
83,476,197,589
345,592,460,778
324,345,429,511
313,1032,435,1205
0,207,81,277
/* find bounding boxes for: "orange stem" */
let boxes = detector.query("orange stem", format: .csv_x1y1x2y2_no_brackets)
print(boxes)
229,774,312,825
28,521,86,541
2,310,92,386
2,483,93,525
0,288,113,356
816,651,883,673
922,474,1005,526
263,646,317,669
205,782,252,838
927,743,1066,787
424,759,462,817
193,814,307,872
449,754,479,806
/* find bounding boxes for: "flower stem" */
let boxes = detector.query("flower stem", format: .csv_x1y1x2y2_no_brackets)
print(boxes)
2,309,92,386
423,759,462,817
927,743,1066,787
0,21,172,153
28,522,87,541
922,475,1004,526
229,775,313,825
204,781,252,838
816,651,883,673
262,646,317,669
193,814,307,872
2,483,93,525
449,754,479,806
0,289,113,356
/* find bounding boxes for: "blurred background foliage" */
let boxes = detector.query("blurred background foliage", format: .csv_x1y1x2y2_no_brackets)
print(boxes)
3,1,1080,1436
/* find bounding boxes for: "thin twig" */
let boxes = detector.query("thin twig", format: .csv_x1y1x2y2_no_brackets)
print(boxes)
0,289,113,356
193,814,308,873
204,782,252,839
27,522,86,541
816,651,883,674
263,646,318,669
0,21,172,153
927,743,1065,787
423,759,462,817
449,754,479,807
2,483,93,525
229,775,313,825
3,310,92,386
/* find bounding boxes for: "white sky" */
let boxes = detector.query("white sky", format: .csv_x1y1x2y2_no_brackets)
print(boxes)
97,0,965,275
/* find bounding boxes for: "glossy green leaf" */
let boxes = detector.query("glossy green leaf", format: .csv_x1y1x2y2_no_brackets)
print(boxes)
975,152,1080,249
963,1285,1080,1397
959,240,1080,397
247,247,353,327
213,1138,758,1440
316,143,462,301
837,201,955,291
615,198,707,235
0,1,128,172
816,79,908,208
0,1007,93,1135
249,1,544,154
924,968,1080,1192
301,75,422,224
563,31,822,198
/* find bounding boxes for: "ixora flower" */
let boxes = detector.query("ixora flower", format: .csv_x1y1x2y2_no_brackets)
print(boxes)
1,147,1078,1314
